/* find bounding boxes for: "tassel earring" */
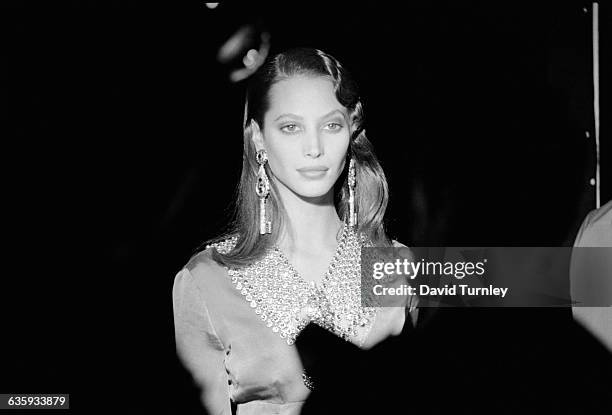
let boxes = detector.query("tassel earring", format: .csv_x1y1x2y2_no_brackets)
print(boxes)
348,157,357,227
255,149,272,234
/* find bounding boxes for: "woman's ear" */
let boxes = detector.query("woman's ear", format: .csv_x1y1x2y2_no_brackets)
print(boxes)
250,120,265,151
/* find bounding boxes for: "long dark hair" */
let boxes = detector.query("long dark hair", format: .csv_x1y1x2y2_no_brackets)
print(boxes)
200,47,392,268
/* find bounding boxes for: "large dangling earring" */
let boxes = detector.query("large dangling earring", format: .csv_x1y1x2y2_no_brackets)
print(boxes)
255,149,272,235
348,157,357,228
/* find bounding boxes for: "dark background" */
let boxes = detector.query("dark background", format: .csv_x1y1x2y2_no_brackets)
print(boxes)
2,1,610,413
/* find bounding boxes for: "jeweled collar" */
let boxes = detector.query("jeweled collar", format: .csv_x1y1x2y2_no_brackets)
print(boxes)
206,222,377,346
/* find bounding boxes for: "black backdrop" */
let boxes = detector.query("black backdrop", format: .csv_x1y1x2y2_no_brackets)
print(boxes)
2,2,610,414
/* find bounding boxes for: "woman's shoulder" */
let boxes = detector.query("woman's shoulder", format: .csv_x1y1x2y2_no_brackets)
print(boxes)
390,239,415,262
176,235,239,291
185,234,239,271
184,248,218,274
173,250,218,294
391,239,408,248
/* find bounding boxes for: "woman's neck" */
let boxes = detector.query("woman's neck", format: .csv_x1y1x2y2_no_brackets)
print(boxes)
275,186,344,255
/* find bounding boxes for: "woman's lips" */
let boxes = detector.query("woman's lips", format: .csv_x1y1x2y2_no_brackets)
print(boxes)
297,168,328,179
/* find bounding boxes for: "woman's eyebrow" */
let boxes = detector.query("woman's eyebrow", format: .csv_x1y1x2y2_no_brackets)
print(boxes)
274,113,303,121
274,109,346,122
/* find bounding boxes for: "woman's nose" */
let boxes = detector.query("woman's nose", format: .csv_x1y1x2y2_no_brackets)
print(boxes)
304,132,322,158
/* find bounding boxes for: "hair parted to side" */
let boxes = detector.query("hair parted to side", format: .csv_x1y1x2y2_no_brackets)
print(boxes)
199,47,393,268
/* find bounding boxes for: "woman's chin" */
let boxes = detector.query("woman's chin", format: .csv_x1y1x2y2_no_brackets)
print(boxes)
292,184,334,200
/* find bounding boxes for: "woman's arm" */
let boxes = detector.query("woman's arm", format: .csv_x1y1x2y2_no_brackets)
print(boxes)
172,268,232,415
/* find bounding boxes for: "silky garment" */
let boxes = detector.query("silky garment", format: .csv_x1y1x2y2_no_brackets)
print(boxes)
172,225,414,415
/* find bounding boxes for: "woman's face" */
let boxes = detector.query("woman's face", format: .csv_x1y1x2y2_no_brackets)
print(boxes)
256,75,351,200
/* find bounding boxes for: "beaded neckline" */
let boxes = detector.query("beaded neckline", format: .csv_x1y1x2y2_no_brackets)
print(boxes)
206,223,377,346
271,220,349,289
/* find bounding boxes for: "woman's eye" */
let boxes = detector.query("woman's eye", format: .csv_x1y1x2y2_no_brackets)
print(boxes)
325,122,343,131
280,124,299,133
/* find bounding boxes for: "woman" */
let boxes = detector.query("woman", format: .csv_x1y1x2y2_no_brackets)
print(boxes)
172,47,417,415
